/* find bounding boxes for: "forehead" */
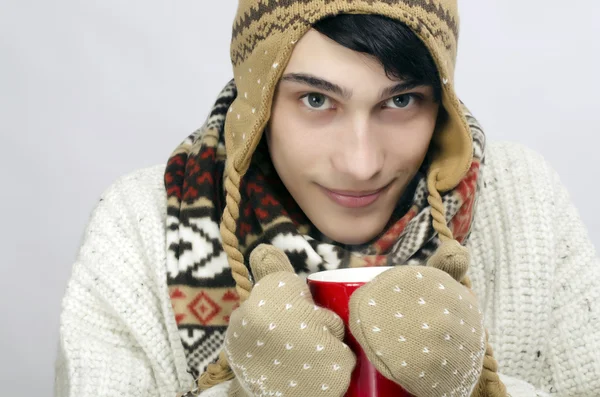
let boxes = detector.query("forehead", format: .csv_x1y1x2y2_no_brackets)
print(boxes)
282,29,396,90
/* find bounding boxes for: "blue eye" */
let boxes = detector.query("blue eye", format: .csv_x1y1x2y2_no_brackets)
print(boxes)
385,94,414,109
301,93,333,110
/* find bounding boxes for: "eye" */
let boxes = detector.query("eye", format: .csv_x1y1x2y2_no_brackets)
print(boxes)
300,93,333,110
384,94,416,109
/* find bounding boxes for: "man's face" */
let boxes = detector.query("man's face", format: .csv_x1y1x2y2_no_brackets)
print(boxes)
267,29,439,245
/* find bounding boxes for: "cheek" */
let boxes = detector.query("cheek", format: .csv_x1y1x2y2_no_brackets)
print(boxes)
267,104,325,176
381,116,436,169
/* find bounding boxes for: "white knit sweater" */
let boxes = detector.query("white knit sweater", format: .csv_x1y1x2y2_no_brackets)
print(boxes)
54,142,600,397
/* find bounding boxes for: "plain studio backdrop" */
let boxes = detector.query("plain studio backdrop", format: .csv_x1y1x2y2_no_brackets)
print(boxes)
1,1,599,395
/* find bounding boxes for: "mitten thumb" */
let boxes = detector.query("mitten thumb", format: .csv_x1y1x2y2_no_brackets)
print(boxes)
249,244,295,282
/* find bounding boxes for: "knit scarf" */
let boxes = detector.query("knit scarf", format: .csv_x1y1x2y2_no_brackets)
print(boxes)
164,79,486,379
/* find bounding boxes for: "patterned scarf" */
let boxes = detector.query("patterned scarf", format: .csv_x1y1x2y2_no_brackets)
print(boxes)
164,80,486,378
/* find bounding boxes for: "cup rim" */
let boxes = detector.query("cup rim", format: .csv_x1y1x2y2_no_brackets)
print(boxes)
307,266,393,283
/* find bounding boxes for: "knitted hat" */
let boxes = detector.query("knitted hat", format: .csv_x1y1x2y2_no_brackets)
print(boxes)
220,0,473,297
225,1,471,190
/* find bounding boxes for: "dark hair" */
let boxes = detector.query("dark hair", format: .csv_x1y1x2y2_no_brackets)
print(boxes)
313,14,442,101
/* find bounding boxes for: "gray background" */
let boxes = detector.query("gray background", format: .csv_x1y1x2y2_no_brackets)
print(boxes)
1,1,599,395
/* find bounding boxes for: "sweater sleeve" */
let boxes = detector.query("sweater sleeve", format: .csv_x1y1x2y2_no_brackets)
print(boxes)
470,143,600,396
544,164,600,395
54,167,194,397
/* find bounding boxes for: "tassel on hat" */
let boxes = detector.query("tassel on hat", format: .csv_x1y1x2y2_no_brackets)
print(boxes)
425,168,471,283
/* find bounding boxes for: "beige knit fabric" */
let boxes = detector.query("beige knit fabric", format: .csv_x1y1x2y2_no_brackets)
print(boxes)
349,265,486,397
223,245,356,396
225,0,471,191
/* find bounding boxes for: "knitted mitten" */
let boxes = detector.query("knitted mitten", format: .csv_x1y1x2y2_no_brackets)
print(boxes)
224,244,356,397
348,265,486,397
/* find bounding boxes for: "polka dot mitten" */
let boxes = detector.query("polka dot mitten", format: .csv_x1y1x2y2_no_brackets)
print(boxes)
348,266,486,397
224,245,356,397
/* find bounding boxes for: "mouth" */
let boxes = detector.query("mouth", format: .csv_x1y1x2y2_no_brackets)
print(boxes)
321,183,391,209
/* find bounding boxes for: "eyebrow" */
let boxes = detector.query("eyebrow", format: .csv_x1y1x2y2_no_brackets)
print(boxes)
281,73,353,100
379,80,423,99
280,73,425,101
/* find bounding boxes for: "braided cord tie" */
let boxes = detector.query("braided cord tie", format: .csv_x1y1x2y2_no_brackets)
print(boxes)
427,171,507,397
198,164,250,391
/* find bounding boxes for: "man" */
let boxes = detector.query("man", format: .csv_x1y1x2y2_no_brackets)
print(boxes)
56,2,600,397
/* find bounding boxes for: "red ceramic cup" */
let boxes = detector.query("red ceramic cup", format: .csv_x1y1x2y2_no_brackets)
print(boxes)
307,267,412,397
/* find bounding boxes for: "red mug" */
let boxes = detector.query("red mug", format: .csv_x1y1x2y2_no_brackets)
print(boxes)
307,267,412,397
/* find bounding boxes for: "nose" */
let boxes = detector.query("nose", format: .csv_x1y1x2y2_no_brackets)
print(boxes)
331,118,384,181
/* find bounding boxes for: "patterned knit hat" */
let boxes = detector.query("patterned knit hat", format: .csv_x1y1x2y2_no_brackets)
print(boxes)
225,1,471,189
220,0,473,299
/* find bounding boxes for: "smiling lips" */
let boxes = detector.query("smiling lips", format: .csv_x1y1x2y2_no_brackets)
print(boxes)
322,185,389,208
